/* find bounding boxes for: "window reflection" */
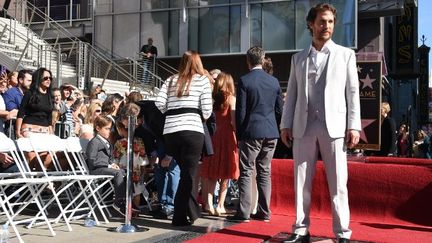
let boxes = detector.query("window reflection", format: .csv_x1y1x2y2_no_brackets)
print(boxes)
189,6,240,54
250,2,295,50
95,0,356,56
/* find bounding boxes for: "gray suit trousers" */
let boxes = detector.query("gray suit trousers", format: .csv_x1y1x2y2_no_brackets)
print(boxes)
91,167,126,204
292,119,352,239
237,138,277,218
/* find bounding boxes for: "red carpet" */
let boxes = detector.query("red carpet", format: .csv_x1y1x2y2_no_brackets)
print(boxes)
188,215,432,243
188,159,432,243
364,156,432,166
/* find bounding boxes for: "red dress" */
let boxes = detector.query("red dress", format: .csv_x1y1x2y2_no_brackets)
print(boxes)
201,106,239,180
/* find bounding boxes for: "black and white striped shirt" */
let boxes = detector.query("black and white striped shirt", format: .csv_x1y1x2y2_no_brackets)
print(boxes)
155,74,213,135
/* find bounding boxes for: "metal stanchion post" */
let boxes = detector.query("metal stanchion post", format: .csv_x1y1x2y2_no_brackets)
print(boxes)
112,115,148,233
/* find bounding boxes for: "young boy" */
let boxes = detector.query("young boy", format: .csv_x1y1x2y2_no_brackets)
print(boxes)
86,115,126,215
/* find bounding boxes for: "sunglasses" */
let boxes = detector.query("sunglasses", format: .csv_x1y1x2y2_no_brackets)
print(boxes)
95,109,102,113
43,76,52,81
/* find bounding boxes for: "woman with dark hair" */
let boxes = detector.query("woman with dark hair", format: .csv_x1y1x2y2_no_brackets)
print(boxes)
16,68,54,138
16,67,54,169
101,93,124,122
155,50,213,226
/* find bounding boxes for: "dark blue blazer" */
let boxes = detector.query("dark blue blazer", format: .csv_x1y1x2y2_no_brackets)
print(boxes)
236,68,283,140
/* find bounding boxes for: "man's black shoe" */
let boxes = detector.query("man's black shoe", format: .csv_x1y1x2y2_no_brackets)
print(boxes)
226,214,250,223
338,238,350,243
172,219,193,226
282,233,310,243
250,212,270,222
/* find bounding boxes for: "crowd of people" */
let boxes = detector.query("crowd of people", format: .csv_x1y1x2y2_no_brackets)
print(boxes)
364,101,432,159
0,3,430,243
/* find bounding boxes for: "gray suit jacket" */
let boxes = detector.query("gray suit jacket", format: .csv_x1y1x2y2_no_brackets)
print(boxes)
281,40,361,138
86,135,113,171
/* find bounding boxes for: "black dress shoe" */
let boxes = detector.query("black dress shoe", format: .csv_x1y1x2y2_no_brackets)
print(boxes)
226,214,250,222
282,233,310,243
171,220,193,226
338,238,350,243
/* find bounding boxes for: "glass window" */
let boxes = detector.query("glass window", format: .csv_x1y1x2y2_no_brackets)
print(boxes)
189,6,240,54
141,11,170,56
168,10,180,55
200,7,229,53
250,2,296,51
294,1,311,50
188,0,243,7
94,0,112,14
251,0,356,52
141,0,182,10
332,0,356,47
188,9,199,51
141,11,180,56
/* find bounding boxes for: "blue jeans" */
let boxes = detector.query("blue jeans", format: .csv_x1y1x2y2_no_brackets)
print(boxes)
0,163,19,173
153,140,180,212
154,161,180,212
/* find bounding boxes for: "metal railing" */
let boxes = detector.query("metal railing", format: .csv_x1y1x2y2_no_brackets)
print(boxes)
2,0,178,96
2,0,153,94
0,18,61,78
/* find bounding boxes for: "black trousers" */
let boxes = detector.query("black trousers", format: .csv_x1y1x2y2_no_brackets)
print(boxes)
165,131,204,223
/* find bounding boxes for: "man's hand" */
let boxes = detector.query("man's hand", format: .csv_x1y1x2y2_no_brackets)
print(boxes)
345,129,360,149
280,128,293,148
111,163,120,170
0,152,14,168
6,109,18,120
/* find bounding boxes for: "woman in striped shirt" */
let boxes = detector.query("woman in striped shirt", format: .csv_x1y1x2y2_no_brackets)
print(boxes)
156,50,213,226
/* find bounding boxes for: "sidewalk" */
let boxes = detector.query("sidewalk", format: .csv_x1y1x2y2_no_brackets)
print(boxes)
9,212,232,243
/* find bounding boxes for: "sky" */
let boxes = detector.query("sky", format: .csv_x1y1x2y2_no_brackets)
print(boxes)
418,0,432,80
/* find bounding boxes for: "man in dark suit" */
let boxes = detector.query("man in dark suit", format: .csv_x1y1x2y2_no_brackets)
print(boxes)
227,46,283,222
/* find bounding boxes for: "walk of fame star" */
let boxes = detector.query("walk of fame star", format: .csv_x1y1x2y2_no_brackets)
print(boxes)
360,119,376,143
360,74,376,89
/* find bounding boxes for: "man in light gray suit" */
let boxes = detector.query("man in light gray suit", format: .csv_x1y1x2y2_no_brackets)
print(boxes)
280,3,361,243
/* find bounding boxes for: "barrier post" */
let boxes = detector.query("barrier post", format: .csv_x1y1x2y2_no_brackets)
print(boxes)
114,115,148,233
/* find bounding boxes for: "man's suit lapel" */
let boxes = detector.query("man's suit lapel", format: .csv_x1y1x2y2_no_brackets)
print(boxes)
299,49,309,100
325,44,337,87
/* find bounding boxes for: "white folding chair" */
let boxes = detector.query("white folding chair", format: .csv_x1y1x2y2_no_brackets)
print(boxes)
0,133,56,242
14,136,73,231
77,139,115,217
26,134,112,226
63,137,114,223
0,178,56,243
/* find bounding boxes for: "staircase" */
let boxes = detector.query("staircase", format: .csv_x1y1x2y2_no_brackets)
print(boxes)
1,0,173,98
0,17,76,84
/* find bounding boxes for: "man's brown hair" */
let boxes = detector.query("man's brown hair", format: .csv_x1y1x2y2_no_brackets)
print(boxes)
94,115,112,130
306,3,337,33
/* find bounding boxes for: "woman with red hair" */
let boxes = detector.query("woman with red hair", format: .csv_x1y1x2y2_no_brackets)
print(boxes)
156,50,213,226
